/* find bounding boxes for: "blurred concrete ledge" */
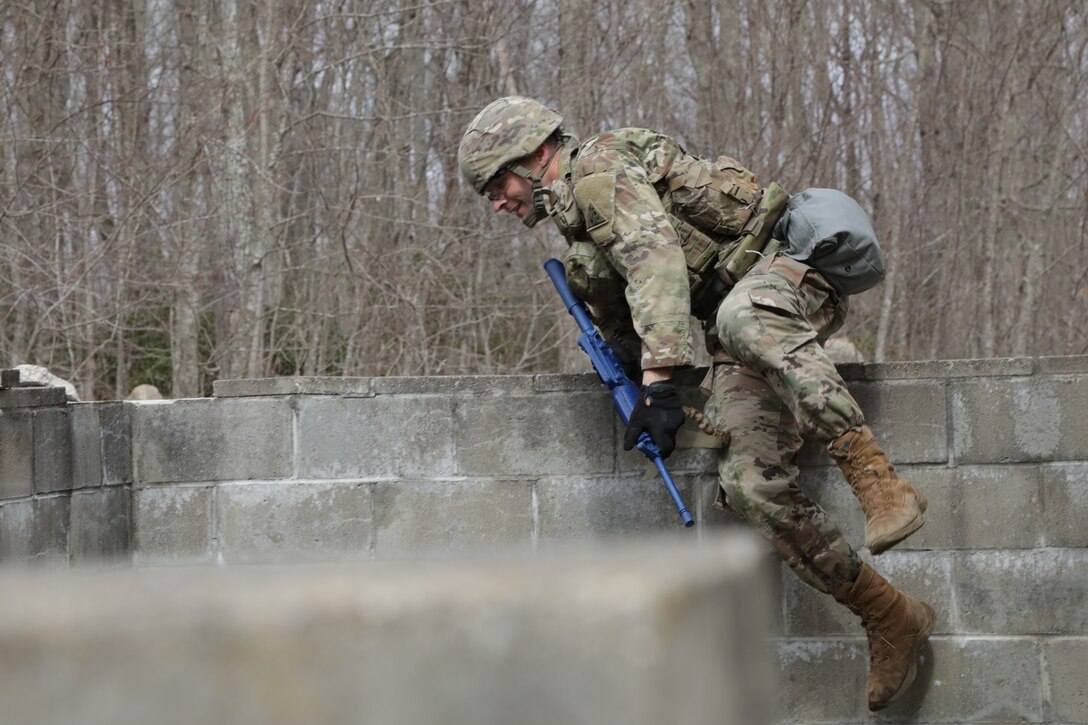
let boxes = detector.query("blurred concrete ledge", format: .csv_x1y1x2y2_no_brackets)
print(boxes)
0,532,772,725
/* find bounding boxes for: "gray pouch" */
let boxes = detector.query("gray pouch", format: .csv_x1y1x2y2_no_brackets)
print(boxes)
773,188,886,295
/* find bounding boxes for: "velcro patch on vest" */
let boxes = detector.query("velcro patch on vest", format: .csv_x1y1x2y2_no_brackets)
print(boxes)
573,173,616,245
585,202,607,231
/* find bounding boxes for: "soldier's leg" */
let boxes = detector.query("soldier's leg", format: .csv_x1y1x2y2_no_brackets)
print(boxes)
704,360,860,594
716,257,925,554
717,259,863,443
713,256,932,710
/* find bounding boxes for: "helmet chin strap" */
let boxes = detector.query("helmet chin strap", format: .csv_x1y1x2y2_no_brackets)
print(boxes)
522,178,549,228
509,142,562,229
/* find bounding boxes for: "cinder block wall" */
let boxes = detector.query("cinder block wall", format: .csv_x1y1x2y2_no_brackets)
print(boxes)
2,356,1087,723
0,388,131,564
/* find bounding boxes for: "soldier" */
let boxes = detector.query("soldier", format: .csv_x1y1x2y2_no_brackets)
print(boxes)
458,96,934,711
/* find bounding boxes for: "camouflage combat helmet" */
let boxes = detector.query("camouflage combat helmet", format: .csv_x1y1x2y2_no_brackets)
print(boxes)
458,96,564,227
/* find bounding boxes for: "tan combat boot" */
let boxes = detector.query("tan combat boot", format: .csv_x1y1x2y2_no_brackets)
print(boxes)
828,425,927,554
834,563,935,711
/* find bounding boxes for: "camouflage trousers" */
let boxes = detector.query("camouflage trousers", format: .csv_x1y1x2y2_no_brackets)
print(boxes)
703,253,864,594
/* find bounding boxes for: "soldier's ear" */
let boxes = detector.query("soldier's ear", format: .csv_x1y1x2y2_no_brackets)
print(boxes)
531,143,549,163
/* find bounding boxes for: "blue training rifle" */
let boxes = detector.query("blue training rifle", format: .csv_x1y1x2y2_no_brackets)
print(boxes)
544,258,695,528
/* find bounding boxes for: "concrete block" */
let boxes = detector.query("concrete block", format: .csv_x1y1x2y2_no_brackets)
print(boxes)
215,377,302,397
373,375,534,396
98,402,131,485
214,376,373,397
774,638,868,722
0,410,33,500
1041,463,1088,547
297,397,455,479
1044,638,1088,723
0,501,32,562
846,379,948,464
34,496,72,561
888,637,1043,722
69,488,131,564
0,386,66,409
952,376,1088,463
1034,354,1088,374
531,372,602,393
0,496,70,564
217,481,373,564
911,465,1041,550
132,486,214,565
133,399,293,484
373,479,533,557
33,408,72,493
858,356,1035,380
0,534,770,725
69,404,103,489
535,475,697,543
956,549,1088,635
453,392,615,477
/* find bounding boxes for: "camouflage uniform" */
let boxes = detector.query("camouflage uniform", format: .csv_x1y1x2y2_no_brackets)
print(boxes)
707,254,863,592
553,131,697,369
460,98,933,713
548,128,864,594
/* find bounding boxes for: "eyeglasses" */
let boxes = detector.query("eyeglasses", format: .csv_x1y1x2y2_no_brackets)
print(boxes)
484,165,513,202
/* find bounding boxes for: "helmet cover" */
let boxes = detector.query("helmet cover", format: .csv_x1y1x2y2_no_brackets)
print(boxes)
458,96,563,194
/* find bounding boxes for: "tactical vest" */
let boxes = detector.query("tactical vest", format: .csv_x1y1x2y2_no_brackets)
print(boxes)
658,154,789,317
548,136,788,322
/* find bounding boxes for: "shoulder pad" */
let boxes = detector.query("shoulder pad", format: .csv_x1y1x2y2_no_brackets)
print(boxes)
573,173,616,245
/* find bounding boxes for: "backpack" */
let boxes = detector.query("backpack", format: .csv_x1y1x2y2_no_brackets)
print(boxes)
772,188,886,295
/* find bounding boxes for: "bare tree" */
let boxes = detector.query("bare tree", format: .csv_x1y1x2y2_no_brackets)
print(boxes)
2,0,1086,398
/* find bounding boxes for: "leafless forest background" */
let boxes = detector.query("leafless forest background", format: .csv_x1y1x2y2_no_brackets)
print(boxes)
2,0,1087,400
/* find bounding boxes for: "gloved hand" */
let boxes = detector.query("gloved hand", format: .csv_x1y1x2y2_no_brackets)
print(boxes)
623,380,685,458
605,339,640,380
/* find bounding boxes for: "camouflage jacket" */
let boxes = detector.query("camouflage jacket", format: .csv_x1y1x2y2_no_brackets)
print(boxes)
546,129,694,370
546,128,779,371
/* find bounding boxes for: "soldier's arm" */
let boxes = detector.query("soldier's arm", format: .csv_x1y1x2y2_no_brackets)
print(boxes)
571,148,693,377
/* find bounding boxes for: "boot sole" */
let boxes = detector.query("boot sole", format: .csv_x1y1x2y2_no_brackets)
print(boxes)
870,601,936,711
868,494,928,556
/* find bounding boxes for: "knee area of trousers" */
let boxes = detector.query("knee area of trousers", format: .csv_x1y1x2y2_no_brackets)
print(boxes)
715,295,745,337
717,478,759,520
714,299,759,360
720,460,781,501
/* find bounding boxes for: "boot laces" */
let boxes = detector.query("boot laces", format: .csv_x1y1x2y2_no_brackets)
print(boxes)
836,438,896,511
862,616,897,664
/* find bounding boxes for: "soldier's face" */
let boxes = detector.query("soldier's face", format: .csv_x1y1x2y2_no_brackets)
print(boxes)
485,170,534,220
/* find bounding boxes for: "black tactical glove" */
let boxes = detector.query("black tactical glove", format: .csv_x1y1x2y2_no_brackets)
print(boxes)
605,339,640,380
623,380,685,458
